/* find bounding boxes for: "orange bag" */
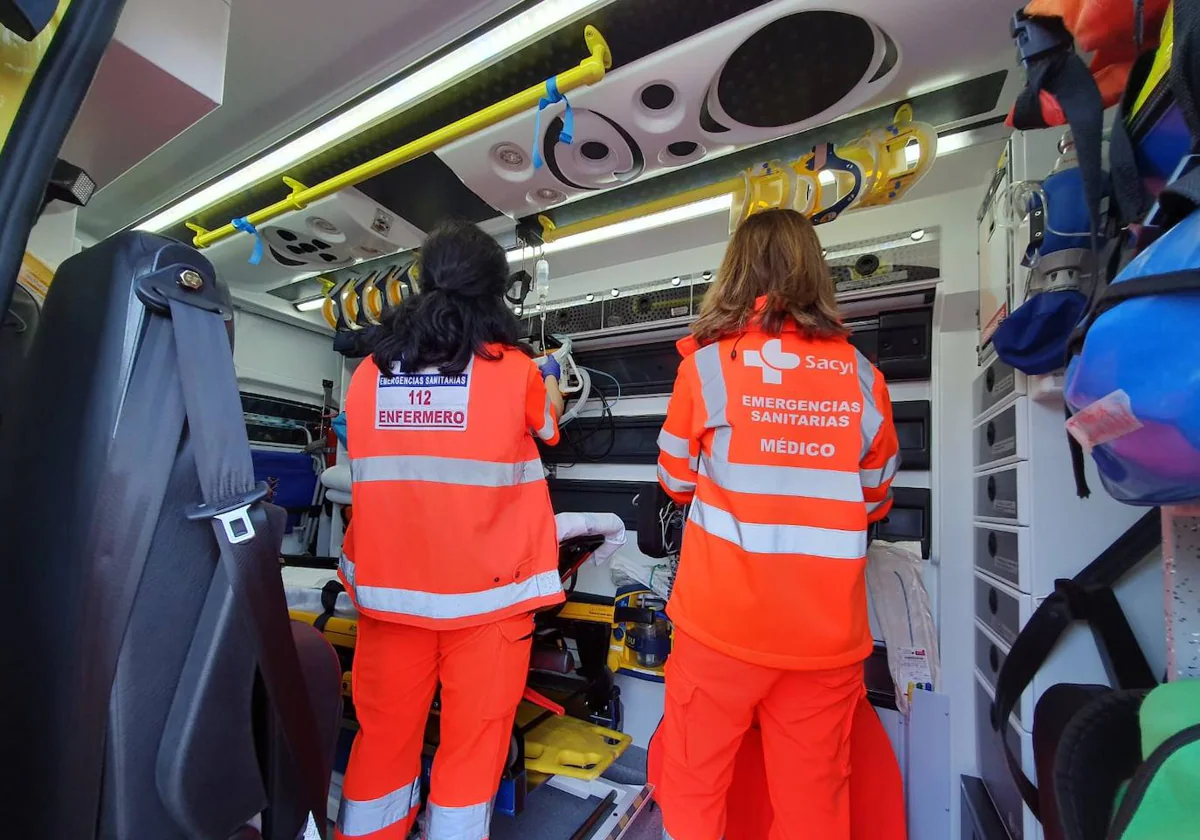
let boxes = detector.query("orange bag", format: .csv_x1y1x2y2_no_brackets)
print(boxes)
1009,0,1170,128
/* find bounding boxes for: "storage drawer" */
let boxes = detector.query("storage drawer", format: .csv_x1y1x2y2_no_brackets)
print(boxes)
540,415,664,464
974,574,1030,648
850,308,933,382
976,675,1041,840
893,400,932,471
961,775,1012,840
975,623,1020,727
546,478,652,530
877,486,932,558
975,463,1028,525
973,524,1028,592
975,356,1027,419
974,398,1028,470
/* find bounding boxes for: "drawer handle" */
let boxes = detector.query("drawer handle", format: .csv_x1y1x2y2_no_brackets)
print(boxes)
987,532,998,556
987,476,997,502
986,422,996,446
988,588,999,614
989,645,1000,673
985,366,995,391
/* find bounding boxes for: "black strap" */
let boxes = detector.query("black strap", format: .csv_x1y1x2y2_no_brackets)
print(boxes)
1065,402,1091,499
170,300,330,838
1110,49,1159,226
1169,0,1200,141
68,316,189,836
991,509,1161,819
1155,0,1200,221
314,580,346,632
1069,267,1200,359
1010,12,1106,248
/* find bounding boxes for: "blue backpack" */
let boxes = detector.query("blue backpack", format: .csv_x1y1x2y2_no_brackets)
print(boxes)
1064,202,1200,504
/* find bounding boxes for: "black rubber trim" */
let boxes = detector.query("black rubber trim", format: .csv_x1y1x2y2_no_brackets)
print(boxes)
877,486,932,559
547,478,653,531
892,400,932,471
540,414,665,464
865,643,897,710
0,0,127,316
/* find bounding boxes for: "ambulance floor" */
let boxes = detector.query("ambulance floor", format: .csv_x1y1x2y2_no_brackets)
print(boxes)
329,727,661,839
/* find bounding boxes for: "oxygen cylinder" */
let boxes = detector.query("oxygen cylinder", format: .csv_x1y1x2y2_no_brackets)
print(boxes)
1038,129,1096,255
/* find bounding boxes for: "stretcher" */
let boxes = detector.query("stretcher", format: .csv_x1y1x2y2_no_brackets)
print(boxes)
282,512,631,816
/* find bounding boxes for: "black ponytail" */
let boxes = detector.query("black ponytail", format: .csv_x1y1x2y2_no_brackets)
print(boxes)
371,220,529,375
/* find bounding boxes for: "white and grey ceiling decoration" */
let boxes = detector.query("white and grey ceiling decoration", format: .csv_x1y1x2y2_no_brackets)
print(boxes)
197,0,1014,299
436,3,905,219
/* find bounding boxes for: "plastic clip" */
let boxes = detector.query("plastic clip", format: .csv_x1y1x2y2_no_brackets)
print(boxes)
186,482,270,546
532,77,574,170
232,217,265,265
1010,10,1072,66
283,176,309,211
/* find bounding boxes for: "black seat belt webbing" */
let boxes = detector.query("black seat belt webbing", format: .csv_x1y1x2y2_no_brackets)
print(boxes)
991,509,1161,819
68,316,188,837
314,581,346,633
170,299,331,838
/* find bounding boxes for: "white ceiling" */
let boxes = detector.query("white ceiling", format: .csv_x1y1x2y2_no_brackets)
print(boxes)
76,0,522,240
535,133,1009,285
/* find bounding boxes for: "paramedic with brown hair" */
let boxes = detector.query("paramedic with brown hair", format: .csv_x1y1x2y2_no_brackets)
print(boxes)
655,208,900,840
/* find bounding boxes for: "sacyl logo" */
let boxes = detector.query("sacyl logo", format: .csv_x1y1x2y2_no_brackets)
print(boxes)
742,339,800,385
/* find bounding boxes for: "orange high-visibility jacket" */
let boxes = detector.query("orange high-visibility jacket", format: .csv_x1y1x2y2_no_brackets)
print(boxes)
657,321,899,670
339,345,564,629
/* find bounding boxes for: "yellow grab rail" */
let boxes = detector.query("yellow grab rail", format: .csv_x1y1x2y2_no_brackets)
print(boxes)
190,26,613,249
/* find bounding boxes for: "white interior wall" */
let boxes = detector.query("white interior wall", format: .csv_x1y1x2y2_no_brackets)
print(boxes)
233,308,342,404
25,208,84,270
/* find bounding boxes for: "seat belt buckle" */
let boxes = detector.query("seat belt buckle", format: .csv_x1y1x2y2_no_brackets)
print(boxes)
186,482,271,545
1011,10,1073,66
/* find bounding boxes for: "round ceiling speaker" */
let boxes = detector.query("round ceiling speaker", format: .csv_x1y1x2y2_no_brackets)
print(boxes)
262,225,355,269
701,11,899,145
542,109,645,191
658,139,706,167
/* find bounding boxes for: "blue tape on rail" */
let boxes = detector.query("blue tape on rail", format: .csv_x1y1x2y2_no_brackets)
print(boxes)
232,217,264,265
532,77,574,170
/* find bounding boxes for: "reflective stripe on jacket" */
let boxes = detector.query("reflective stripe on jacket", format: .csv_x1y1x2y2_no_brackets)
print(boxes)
658,324,899,669
339,345,563,629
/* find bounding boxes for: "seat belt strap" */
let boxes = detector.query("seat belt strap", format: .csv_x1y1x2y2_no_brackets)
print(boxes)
168,299,330,839
68,315,188,836
314,581,346,633
991,509,1160,818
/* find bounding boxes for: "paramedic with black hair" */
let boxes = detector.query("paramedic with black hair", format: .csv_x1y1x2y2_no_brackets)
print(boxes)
655,209,900,840
335,220,565,840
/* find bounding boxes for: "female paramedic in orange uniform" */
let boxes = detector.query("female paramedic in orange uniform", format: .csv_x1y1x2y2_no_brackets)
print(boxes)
335,220,565,840
655,209,900,840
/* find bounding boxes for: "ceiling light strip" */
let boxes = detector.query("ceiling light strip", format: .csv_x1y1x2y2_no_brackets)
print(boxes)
136,0,608,236
509,194,733,263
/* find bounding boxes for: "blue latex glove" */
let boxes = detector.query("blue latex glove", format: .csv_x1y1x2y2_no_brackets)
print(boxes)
540,355,561,381
331,412,348,449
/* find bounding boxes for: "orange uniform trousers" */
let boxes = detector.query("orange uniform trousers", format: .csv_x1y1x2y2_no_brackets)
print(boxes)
648,692,907,840
658,630,864,840
334,613,533,840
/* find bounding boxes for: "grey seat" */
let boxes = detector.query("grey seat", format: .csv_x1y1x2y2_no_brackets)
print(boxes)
0,231,342,839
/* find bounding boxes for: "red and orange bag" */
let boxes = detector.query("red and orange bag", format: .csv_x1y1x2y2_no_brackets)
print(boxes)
1009,0,1170,128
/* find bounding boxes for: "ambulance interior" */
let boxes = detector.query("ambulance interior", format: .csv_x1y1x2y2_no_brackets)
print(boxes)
3,1,1188,839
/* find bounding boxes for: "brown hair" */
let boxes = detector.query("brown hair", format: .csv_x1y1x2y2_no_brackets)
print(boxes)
691,208,846,345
